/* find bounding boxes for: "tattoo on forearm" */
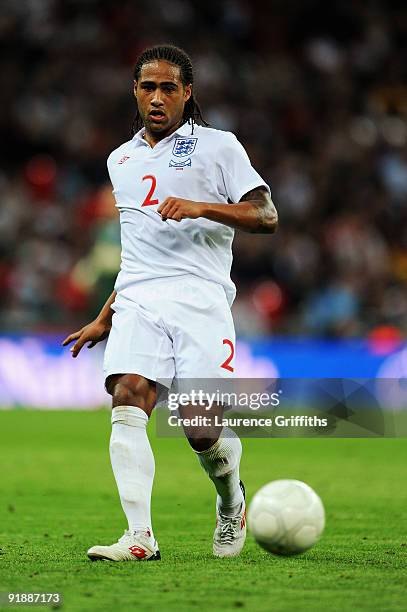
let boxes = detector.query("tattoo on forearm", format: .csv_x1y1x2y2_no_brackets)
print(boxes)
240,186,273,227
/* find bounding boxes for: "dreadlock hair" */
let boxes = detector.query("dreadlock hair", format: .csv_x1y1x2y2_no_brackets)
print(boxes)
131,44,208,136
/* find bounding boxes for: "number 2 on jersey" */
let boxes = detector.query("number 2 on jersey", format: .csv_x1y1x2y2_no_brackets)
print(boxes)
220,338,235,372
141,175,159,207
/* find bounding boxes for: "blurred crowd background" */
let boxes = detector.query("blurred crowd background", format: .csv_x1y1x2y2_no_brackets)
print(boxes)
1,0,406,339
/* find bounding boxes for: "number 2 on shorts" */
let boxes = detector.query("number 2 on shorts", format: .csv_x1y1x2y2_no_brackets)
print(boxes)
141,175,159,207
221,338,235,372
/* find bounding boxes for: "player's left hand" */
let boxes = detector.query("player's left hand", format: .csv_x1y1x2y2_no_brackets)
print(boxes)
157,198,204,222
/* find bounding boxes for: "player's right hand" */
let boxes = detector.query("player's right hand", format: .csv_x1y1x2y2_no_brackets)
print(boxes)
62,320,111,357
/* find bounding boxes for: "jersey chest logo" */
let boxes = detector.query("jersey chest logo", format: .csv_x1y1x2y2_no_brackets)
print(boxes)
172,137,197,157
170,137,198,169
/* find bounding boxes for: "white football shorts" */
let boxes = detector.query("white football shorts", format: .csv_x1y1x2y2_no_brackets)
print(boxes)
103,275,236,387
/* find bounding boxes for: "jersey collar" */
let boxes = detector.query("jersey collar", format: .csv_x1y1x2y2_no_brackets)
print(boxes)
132,121,195,148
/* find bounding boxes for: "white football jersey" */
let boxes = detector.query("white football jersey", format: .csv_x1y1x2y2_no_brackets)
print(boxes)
107,122,270,306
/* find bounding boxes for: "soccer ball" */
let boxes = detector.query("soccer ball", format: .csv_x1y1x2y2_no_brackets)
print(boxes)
247,479,325,555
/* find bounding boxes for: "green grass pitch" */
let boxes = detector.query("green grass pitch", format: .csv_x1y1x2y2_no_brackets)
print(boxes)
1,410,406,611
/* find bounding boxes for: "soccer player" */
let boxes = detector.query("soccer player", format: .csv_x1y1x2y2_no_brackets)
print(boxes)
63,45,277,561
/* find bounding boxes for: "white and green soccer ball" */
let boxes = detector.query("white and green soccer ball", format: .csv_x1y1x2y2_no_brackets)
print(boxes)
247,479,325,555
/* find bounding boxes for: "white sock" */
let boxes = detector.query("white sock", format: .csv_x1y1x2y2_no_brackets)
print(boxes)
110,406,155,538
195,427,244,517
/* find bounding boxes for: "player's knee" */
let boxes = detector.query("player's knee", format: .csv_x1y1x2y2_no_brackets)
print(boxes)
108,374,154,410
186,435,219,452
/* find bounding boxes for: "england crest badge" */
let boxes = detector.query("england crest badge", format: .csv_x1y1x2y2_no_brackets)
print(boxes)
172,137,198,157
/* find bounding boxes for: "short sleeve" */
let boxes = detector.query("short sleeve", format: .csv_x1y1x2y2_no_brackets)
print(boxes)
106,153,114,183
216,133,271,203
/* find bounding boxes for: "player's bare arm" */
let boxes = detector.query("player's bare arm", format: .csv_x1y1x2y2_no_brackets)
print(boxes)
157,186,278,233
62,290,117,357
